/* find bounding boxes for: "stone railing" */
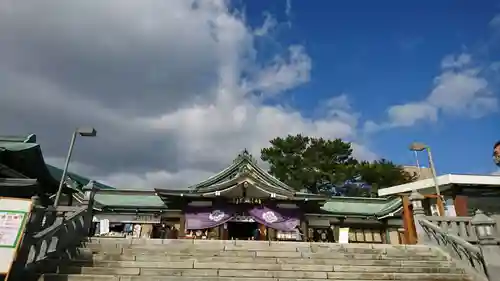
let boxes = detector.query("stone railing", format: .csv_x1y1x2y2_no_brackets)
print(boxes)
424,216,478,243
408,190,500,281
419,218,489,281
8,185,98,280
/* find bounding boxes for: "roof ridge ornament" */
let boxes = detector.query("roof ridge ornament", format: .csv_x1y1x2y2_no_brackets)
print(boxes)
233,148,257,164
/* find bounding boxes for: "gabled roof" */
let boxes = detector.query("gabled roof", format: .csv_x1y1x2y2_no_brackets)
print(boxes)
320,196,402,218
378,173,500,197
155,149,326,201
188,149,295,193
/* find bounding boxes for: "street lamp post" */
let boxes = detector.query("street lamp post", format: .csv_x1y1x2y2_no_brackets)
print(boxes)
53,127,97,208
409,142,445,216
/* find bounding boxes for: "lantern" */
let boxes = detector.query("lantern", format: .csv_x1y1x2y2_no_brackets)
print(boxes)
471,210,496,240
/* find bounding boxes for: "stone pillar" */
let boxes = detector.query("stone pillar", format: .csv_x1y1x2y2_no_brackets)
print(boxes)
82,181,99,234
408,189,425,244
471,210,500,281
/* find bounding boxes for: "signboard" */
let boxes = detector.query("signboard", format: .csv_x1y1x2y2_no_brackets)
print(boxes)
338,227,350,244
94,214,161,224
0,197,32,279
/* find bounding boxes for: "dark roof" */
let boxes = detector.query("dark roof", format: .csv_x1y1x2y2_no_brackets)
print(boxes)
0,135,60,194
0,134,114,196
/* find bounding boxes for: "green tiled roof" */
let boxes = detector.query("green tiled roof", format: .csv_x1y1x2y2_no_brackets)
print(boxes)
46,164,115,191
321,196,402,216
0,134,37,143
95,193,165,208
0,134,114,196
0,141,38,152
0,137,61,194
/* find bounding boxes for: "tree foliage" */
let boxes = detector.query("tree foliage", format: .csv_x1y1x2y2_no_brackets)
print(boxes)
260,134,417,197
355,159,417,197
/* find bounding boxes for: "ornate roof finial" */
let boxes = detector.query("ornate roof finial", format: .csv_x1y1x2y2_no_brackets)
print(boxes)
233,148,257,164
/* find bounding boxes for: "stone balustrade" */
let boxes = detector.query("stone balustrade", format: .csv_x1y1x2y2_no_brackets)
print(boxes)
419,218,489,281
7,184,98,280
424,216,479,243
408,189,500,281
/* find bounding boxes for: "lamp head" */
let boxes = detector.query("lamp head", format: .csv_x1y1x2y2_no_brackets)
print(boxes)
409,142,427,152
77,127,97,137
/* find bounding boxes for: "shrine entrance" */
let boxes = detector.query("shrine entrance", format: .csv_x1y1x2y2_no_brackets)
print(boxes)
227,221,258,240
227,215,258,240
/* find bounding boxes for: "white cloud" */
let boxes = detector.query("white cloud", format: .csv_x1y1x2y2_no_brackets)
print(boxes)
0,0,375,189
440,53,472,69
366,52,497,131
285,0,292,18
254,12,278,37
490,14,500,29
249,46,311,96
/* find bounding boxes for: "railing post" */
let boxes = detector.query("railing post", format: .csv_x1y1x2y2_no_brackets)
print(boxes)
409,189,425,244
81,181,99,234
471,210,500,281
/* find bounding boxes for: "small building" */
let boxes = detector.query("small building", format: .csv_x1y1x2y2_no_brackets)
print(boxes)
378,173,500,244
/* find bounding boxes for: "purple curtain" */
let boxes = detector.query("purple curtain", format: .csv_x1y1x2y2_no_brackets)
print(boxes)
185,207,234,230
248,206,300,231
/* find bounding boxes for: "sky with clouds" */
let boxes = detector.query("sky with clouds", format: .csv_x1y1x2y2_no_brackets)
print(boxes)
0,0,499,189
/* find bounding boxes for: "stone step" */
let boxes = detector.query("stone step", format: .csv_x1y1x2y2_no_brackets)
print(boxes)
58,265,463,276
81,243,442,254
58,261,462,272
77,248,448,261
83,241,437,255
41,273,472,281
70,255,452,267
87,238,434,251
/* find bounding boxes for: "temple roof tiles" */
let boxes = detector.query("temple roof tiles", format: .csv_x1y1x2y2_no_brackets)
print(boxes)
95,191,165,208
0,134,113,198
186,149,294,193
321,196,402,217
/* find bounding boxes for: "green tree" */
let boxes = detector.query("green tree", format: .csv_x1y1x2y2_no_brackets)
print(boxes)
260,134,358,193
356,159,417,197
261,134,417,196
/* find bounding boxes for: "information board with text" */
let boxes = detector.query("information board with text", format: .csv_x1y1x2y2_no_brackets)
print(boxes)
0,197,32,276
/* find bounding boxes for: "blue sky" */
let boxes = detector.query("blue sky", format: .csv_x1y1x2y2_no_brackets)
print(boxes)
242,0,500,175
1,0,499,188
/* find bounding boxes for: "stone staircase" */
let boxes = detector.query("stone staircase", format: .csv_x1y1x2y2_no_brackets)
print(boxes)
40,238,472,281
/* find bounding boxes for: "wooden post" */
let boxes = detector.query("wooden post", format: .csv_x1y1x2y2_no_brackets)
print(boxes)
436,196,445,217
402,195,416,244
259,223,266,240
453,195,469,216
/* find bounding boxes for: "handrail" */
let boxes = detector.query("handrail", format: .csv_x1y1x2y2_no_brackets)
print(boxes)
8,190,97,280
33,206,87,239
419,218,489,280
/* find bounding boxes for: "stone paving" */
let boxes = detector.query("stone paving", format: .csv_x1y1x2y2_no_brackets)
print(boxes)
40,238,472,281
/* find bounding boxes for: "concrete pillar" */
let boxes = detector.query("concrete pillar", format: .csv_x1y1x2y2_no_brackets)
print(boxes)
408,189,425,244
